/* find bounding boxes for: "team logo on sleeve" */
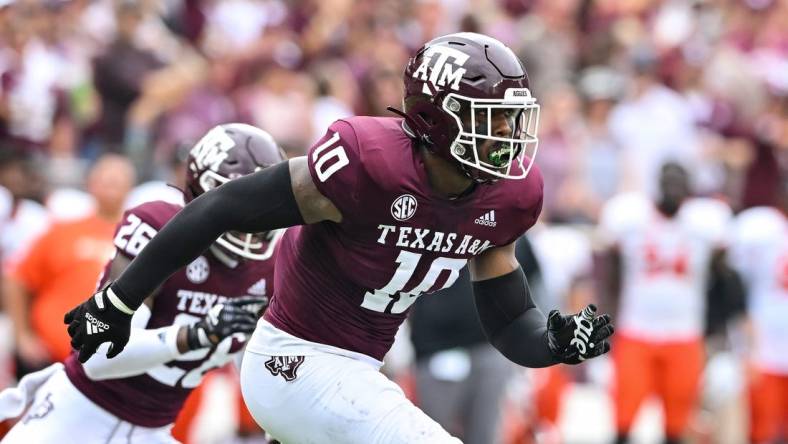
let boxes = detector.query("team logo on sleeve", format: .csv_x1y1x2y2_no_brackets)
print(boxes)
190,126,236,173
186,256,210,284
247,278,267,296
391,194,418,221
264,356,305,381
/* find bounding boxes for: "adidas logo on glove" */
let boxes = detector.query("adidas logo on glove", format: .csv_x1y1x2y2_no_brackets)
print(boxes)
85,312,110,335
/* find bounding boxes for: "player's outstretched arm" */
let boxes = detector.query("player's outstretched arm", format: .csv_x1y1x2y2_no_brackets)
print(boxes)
470,243,614,367
81,296,264,380
79,255,266,378
65,158,340,363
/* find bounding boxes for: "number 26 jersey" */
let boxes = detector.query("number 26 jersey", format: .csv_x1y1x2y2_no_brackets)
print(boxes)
64,201,276,427
262,116,543,362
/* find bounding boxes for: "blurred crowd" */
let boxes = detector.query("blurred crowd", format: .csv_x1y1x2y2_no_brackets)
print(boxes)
0,0,786,443
0,0,785,208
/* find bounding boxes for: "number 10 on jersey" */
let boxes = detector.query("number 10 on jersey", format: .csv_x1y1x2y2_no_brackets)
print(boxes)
361,250,466,314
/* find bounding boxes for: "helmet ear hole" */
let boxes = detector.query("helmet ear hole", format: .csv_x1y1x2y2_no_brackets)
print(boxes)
447,98,461,113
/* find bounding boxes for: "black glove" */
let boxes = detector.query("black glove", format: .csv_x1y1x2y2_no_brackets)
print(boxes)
186,296,266,350
64,286,135,363
547,304,614,365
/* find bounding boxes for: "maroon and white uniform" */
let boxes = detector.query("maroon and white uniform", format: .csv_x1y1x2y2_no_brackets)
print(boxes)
68,201,274,425
258,117,541,360
1,201,275,443
242,117,542,443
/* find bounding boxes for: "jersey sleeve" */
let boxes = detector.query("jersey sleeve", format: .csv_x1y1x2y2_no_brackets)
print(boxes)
505,194,543,247
306,120,366,218
112,202,178,260
496,165,544,246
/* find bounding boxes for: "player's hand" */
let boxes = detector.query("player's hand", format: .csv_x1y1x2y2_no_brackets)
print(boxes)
186,296,266,350
233,294,270,317
64,286,135,363
547,304,614,365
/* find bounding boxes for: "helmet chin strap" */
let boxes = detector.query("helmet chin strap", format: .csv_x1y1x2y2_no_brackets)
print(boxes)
387,106,433,146
462,162,496,185
208,244,239,269
392,78,496,186
389,110,494,186
387,77,444,147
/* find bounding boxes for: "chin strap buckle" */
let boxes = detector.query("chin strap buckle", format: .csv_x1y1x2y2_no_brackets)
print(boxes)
386,106,433,147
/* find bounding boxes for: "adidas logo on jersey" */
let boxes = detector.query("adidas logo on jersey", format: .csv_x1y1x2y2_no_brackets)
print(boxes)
474,210,497,227
247,278,267,296
85,313,109,335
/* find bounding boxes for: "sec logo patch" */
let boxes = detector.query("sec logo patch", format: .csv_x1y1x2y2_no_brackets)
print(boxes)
391,194,417,221
186,256,210,283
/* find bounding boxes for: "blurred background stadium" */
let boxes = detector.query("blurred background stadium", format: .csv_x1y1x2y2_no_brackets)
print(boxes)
0,0,786,443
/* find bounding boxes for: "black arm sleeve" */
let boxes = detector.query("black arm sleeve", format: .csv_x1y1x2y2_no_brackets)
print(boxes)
112,161,304,309
473,267,556,368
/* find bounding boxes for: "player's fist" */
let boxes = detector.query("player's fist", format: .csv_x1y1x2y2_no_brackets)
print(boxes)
233,294,270,317
64,286,135,363
547,304,614,365
186,296,266,350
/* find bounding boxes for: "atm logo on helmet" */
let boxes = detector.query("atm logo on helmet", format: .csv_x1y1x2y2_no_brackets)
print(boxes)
190,126,236,173
412,46,469,95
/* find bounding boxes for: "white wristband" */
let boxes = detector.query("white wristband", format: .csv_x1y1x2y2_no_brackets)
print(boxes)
106,287,135,315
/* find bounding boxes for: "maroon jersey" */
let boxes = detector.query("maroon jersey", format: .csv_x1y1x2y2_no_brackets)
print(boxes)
264,117,542,361
64,201,276,427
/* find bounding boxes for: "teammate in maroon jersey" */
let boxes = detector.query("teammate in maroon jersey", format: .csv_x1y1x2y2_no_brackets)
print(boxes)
66,33,614,443
2,124,283,443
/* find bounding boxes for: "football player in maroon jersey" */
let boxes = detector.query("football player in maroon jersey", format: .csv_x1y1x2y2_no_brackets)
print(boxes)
66,33,614,443
2,124,283,443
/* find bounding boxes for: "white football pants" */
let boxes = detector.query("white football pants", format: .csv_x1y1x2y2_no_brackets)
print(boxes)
1,368,177,444
240,320,462,444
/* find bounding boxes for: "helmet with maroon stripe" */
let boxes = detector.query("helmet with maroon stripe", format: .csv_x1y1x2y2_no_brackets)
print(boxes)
185,123,286,261
394,32,540,183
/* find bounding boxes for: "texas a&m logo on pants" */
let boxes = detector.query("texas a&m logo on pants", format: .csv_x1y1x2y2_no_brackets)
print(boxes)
265,356,305,382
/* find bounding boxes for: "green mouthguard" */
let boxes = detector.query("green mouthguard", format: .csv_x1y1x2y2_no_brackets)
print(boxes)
488,145,514,167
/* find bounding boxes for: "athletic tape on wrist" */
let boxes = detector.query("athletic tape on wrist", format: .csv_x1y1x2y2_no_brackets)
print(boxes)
197,328,211,347
159,325,183,357
106,287,135,315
